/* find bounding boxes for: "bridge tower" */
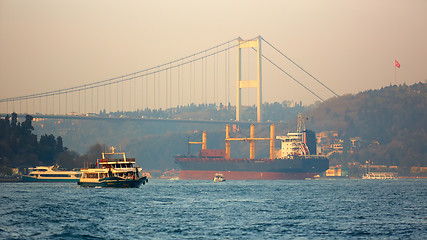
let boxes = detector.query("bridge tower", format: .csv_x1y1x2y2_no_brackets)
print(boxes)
236,36,262,122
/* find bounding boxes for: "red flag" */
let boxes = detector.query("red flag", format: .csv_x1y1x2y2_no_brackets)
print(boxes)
395,60,400,68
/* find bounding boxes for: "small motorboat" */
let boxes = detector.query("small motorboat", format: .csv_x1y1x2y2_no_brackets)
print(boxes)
213,173,225,182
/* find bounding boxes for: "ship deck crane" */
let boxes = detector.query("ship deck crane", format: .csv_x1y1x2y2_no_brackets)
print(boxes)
225,124,275,159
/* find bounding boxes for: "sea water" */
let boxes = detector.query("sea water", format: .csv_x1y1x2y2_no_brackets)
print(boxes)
0,179,426,239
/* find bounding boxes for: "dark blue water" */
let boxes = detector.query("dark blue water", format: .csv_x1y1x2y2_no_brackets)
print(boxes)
1,179,426,239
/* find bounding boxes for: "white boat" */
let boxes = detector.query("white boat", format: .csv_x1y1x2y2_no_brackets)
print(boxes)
77,147,148,188
362,172,396,179
22,165,81,182
213,173,225,182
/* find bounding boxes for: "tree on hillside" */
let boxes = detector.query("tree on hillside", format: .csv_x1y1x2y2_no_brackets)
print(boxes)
0,113,79,172
308,82,426,168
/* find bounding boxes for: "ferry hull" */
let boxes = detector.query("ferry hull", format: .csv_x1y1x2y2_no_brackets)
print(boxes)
180,170,319,180
22,176,80,182
77,177,148,188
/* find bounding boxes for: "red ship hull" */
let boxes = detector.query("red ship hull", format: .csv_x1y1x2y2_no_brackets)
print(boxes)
180,170,318,180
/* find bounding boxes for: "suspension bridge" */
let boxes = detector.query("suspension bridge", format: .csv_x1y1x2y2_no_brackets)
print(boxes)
0,36,338,124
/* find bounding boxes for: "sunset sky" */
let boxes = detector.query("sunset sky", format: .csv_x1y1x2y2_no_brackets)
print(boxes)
1,0,426,109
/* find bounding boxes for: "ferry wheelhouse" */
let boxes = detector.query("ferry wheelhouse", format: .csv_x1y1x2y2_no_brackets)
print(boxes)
77,147,148,188
22,165,81,182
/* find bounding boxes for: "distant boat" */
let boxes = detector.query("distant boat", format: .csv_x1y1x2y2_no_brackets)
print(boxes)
362,172,396,180
213,173,225,182
22,165,81,182
77,147,148,188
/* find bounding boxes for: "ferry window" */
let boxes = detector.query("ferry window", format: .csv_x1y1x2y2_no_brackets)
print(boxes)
40,174,71,177
86,173,98,178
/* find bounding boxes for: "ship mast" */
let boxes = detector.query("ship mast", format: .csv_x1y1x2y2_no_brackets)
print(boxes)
297,113,307,133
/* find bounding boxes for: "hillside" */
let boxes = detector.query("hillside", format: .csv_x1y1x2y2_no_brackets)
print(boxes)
307,82,426,170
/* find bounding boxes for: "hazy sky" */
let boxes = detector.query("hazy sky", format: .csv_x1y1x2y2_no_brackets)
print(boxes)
1,0,426,108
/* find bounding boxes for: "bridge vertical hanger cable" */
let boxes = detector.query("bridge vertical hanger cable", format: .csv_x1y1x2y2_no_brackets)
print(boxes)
224,44,228,106
164,69,167,109
202,52,205,104
181,59,184,106
178,63,181,107
227,42,230,106
168,64,171,108
91,87,93,113
122,78,124,112
157,67,160,109
78,90,80,114
103,85,106,113
153,73,156,109
82,90,85,114
214,47,216,106
134,74,136,111
190,56,192,104
145,73,148,109
193,54,196,104
129,75,132,111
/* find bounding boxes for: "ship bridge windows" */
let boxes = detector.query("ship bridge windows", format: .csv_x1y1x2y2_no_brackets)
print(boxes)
114,163,133,168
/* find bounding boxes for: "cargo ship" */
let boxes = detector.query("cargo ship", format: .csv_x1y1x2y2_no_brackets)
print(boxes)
175,116,329,180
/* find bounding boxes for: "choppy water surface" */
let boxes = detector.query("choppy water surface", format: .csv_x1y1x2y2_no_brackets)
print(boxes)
0,179,426,239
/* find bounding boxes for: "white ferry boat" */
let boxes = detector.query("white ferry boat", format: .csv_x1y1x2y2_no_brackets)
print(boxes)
362,172,396,179
22,165,81,182
77,147,148,188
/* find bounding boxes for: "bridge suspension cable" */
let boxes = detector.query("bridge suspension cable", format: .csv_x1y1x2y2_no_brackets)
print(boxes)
1,35,338,119
259,51,325,101
0,38,239,103
261,37,339,97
